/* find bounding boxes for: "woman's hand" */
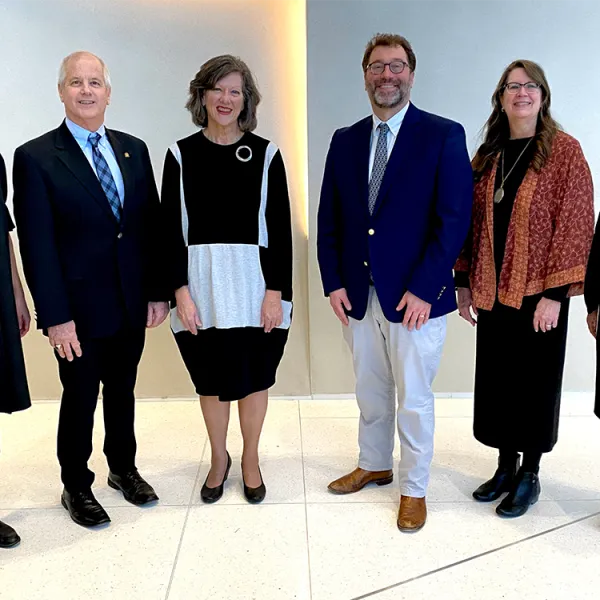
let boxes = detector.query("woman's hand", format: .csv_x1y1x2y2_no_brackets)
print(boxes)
587,310,598,339
261,290,283,333
175,286,202,334
14,291,31,337
533,297,561,332
457,287,478,326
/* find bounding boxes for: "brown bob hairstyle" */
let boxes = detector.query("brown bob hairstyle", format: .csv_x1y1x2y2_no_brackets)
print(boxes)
186,54,261,132
472,59,561,178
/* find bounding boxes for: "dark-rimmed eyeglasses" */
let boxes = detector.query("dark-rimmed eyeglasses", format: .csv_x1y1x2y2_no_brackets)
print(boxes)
504,82,541,94
366,60,409,75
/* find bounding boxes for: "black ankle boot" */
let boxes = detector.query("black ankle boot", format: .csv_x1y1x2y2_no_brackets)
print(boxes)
496,468,541,518
473,456,521,502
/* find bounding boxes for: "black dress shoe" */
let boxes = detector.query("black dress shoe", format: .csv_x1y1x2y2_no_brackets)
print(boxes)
496,469,541,518
201,452,232,504
242,465,266,504
108,470,159,506
473,456,521,502
0,520,20,548
61,488,111,527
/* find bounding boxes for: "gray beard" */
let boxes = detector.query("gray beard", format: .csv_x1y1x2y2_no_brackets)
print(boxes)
371,82,409,109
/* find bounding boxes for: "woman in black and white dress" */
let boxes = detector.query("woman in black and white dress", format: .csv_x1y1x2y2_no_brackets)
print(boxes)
162,55,293,504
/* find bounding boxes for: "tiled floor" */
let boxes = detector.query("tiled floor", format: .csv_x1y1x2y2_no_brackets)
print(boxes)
1,396,599,600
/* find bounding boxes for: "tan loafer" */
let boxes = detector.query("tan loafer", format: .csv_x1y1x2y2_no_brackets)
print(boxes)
397,495,427,532
328,467,393,495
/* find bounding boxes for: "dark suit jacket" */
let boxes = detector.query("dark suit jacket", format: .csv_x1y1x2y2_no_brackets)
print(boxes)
13,121,165,339
317,103,473,322
0,152,31,413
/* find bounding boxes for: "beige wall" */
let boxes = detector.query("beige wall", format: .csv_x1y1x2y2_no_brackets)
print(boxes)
1,0,310,399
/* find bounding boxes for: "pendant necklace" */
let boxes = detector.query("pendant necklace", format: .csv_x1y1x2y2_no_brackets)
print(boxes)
494,137,534,204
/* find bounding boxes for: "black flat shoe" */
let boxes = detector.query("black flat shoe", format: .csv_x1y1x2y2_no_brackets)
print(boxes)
108,470,159,506
242,465,266,504
0,520,20,548
61,488,111,527
473,456,521,502
201,452,232,504
496,469,541,518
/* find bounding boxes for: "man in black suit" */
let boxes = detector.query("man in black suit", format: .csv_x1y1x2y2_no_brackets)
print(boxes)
13,51,169,527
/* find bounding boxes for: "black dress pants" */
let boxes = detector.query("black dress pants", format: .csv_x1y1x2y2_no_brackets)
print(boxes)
55,327,146,491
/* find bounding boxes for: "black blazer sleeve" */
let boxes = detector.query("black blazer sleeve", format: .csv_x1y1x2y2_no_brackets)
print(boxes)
585,215,600,314
140,141,168,302
13,147,72,329
260,150,293,301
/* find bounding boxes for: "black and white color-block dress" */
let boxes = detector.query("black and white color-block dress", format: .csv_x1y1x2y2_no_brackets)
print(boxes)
161,131,293,401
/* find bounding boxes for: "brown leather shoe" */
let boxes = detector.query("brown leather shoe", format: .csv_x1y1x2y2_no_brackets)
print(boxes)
328,467,393,495
397,495,427,532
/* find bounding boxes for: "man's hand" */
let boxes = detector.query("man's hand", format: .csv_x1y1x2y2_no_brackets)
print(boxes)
329,288,352,326
396,291,432,331
587,310,598,339
48,320,82,361
147,301,169,328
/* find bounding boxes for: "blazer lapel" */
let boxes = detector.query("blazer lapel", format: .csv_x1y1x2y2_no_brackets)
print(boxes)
354,117,372,217
54,121,117,224
105,130,135,224
371,103,422,217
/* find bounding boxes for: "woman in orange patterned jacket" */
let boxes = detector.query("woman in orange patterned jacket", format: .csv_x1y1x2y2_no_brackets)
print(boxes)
455,60,595,518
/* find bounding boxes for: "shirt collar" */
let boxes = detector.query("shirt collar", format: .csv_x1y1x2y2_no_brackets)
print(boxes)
65,118,107,146
372,101,410,138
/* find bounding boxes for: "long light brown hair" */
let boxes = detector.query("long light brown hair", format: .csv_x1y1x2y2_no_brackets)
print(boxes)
472,59,561,179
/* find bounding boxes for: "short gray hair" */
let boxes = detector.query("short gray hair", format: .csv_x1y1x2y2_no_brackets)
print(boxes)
58,51,112,90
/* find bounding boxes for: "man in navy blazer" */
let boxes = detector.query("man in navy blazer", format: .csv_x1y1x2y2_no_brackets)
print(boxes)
13,52,169,527
317,34,473,532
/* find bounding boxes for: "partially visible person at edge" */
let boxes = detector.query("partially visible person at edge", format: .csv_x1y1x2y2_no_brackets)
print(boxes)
584,214,600,417
0,150,31,548
455,59,595,518
161,55,293,505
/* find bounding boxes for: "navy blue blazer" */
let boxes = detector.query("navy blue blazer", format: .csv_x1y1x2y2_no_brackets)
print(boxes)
13,121,166,339
317,103,473,322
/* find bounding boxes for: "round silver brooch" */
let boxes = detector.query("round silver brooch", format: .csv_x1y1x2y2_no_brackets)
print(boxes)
236,145,252,162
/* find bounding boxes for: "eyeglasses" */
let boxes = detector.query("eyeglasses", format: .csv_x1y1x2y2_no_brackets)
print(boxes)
504,82,541,94
366,60,409,75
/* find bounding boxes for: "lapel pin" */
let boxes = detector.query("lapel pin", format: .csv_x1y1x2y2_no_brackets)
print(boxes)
124,152,130,158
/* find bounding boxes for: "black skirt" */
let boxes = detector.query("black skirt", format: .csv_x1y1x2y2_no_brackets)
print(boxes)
0,235,31,414
174,326,289,401
594,334,600,419
473,294,569,453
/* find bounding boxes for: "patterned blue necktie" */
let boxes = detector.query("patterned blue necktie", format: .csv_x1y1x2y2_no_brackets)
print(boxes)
88,132,122,223
368,122,390,215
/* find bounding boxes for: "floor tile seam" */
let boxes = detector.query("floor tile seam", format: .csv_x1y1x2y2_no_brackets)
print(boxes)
348,509,600,600
297,399,314,600
164,439,207,600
